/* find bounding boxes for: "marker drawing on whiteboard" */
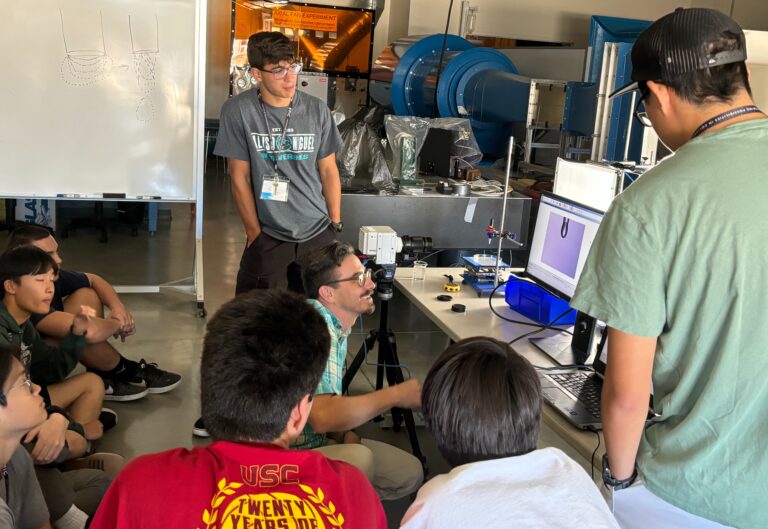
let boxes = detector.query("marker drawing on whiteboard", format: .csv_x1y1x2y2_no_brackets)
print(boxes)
129,13,160,123
59,9,113,86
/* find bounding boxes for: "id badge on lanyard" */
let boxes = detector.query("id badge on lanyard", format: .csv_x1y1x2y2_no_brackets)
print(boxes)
261,174,290,202
258,91,293,203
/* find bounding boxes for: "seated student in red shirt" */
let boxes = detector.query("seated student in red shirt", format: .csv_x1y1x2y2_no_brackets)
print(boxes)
91,289,388,529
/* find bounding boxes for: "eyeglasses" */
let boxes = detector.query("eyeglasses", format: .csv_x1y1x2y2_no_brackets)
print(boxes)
328,269,373,287
260,62,302,80
634,82,653,128
7,374,33,396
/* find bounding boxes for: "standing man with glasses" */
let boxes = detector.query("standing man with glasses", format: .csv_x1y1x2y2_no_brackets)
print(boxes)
214,31,343,294
295,242,424,501
199,31,343,438
571,8,767,529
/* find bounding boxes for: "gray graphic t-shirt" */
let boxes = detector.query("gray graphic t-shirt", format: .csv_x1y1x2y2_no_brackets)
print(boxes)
215,89,342,242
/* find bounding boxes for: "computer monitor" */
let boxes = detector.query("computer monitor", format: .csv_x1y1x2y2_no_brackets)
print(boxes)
526,193,605,365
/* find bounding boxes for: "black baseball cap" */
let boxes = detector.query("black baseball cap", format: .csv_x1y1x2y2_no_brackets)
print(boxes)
610,7,747,98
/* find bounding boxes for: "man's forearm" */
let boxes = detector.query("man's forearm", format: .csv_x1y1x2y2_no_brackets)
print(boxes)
229,159,262,241
602,391,649,479
86,317,122,343
87,274,122,311
318,155,341,223
601,328,656,480
309,386,402,433
322,179,341,223
36,312,119,343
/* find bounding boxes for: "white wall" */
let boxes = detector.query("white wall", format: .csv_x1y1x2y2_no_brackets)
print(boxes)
387,0,411,45
408,0,690,47
692,0,768,31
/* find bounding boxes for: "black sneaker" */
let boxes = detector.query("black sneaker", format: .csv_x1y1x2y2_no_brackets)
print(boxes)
103,378,149,402
127,359,182,394
193,417,210,438
99,408,118,432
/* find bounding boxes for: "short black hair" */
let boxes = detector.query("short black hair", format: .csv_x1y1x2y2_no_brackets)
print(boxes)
200,289,330,442
664,33,751,104
247,31,295,69
301,242,356,299
0,247,59,300
6,224,53,252
422,337,542,467
0,345,19,407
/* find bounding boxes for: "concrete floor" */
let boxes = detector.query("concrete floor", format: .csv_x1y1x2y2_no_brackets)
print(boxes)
1,163,594,527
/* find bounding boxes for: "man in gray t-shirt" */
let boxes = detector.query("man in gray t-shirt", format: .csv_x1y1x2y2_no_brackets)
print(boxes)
1,447,48,529
214,31,342,293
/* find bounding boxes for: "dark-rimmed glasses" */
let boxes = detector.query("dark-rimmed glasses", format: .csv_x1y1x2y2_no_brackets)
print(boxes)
260,62,302,80
634,82,653,128
328,269,372,287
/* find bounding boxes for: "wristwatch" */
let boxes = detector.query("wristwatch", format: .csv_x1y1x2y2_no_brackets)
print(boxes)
331,220,343,233
602,454,638,490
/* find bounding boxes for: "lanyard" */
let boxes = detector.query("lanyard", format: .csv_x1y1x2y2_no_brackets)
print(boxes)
691,105,761,138
257,90,293,174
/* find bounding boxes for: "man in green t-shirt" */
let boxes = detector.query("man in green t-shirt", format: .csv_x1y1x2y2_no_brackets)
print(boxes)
571,8,768,529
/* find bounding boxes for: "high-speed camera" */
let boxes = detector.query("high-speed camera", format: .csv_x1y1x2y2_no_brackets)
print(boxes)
358,226,432,266
358,226,433,300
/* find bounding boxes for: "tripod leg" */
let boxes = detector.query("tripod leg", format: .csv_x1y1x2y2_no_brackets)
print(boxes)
342,330,377,394
380,331,428,475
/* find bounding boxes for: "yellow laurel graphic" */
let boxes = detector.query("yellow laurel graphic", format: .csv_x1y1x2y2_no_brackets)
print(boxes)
198,478,244,529
299,484,346,527
220,492,327,528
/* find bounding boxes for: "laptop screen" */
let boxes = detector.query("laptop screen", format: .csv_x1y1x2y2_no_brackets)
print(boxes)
526,193,605,300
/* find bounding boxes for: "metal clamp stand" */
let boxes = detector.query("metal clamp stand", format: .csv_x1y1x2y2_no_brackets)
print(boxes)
341,277,428,476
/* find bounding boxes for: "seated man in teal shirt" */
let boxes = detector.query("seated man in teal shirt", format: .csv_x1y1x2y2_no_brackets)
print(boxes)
571,8,768,529
296,241,423,501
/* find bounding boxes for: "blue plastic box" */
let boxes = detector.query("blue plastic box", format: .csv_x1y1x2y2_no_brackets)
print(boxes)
504,280,576,325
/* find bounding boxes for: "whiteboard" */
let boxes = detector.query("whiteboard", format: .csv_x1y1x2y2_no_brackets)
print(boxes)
0,0,204,201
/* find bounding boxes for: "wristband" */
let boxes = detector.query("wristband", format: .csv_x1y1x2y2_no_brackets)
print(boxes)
602,454,638,490
69,324,87,338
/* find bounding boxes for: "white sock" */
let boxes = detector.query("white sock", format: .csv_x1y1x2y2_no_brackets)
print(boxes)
53,505,88,529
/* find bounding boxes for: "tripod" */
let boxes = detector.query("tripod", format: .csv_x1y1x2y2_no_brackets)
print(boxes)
341,281,428,476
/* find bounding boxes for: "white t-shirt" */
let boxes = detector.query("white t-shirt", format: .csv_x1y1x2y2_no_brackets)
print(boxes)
400,447,619,529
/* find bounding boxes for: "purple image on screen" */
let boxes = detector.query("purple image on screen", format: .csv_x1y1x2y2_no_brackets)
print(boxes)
540,213,585,278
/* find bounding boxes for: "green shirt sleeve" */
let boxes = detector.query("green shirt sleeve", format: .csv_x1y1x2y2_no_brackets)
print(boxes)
28,324,86,385
571,200,667,338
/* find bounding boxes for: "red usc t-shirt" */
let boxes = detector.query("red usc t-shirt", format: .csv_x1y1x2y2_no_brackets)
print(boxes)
90,441,387,529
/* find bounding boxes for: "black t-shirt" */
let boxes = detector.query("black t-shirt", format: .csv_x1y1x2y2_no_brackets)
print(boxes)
30,270,90,325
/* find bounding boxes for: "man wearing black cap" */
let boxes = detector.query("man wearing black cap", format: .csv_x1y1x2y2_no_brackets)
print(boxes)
572,8,767,529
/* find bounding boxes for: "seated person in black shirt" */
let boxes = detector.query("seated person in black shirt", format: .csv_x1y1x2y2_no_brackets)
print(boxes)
6,225,181,402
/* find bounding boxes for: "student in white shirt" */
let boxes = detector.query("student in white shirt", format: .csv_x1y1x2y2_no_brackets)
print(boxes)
401,337,619,529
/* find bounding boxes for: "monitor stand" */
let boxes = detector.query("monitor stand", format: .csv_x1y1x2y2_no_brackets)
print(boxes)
529,311,597,366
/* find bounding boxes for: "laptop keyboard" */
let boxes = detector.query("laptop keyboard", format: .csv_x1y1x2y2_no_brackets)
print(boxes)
548,372,602,419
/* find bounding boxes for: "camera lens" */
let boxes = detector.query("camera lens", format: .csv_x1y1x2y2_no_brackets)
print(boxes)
401,235,433,254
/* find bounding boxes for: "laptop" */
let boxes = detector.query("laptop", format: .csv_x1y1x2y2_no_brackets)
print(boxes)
538,334,656,430
524,192,606,366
